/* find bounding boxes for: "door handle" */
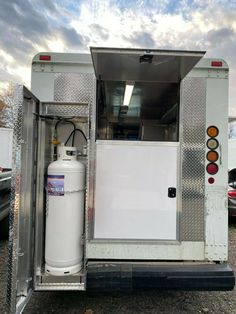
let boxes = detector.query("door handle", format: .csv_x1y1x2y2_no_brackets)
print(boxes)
168,187,176,198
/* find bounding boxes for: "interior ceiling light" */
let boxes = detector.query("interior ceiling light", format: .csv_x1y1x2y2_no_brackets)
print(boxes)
122,81,135,107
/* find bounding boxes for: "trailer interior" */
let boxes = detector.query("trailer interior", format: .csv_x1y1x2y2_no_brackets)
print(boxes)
96,80,179,141
94,49,203,142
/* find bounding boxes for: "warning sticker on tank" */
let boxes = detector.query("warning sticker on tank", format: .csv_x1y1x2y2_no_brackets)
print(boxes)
47,175,64,196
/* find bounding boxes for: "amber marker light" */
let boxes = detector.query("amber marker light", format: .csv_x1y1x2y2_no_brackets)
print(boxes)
207,151,219,162
207,126,219,138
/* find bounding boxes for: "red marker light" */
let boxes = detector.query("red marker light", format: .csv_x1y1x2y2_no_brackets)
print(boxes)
208,177,215,184
39,55,51,61
206,163,218,175
211,61,222,67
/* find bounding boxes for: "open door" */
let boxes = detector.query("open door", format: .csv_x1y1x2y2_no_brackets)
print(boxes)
7,86,39,314
90,47,205,82
91,48,205,241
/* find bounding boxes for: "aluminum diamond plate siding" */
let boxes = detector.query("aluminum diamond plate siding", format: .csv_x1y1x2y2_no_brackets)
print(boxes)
180,77,206,241
6,86,22,314
54,72,97,243
43,103,88,117
7,85,38,313
54,73,94,104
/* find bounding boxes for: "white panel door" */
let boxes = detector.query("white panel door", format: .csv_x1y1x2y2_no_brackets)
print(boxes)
94,141,178,240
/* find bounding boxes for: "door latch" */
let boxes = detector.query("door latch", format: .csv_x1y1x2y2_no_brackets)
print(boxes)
168,187,176,198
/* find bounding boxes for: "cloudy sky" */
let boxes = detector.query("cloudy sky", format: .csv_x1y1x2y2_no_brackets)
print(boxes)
0,0,236,114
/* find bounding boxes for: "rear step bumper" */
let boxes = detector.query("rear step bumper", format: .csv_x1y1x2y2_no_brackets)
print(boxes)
87,263,235,291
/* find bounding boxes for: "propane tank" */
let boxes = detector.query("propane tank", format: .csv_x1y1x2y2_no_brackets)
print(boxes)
45,145,85,276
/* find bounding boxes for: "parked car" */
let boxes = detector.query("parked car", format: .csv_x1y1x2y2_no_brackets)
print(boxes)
0,128,13,237
0,170,11,237
228,168,236,217
228,189,236,217
228,138,236,217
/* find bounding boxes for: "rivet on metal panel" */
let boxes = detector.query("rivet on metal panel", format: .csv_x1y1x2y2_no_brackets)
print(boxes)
80,234,85,245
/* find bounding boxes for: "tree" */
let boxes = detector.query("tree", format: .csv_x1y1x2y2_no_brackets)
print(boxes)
0,82,15,128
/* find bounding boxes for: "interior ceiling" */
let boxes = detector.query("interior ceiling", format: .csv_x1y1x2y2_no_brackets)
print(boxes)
104,81,178,119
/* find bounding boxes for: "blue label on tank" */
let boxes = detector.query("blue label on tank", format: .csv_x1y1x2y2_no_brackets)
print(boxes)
47,175,64,196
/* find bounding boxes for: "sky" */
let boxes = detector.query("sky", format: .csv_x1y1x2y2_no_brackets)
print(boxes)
0,0,236,114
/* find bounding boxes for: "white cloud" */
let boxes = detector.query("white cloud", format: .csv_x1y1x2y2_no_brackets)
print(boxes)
0,0,236,112
46,38,66,52
7,65,31,87
0,50,14,64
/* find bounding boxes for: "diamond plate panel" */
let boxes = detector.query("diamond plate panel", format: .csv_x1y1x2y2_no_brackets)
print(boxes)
180,77,206,241
43,104,88,117
6,85,22,314
54,72,97,255
54,73,94,103
6,86,39,313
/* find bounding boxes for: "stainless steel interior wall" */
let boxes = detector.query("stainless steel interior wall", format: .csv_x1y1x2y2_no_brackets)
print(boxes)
180,77,206,241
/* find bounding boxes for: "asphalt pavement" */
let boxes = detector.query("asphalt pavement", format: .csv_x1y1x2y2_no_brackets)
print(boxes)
1,220,236,314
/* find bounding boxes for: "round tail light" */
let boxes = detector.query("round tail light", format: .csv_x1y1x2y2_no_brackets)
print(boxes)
206,163,218,175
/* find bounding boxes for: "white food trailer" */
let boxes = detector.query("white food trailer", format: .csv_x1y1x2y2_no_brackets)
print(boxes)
7,48,235,313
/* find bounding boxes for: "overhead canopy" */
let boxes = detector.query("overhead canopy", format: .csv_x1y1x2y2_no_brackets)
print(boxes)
90,47,205,82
